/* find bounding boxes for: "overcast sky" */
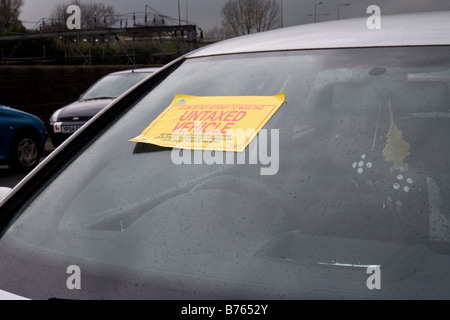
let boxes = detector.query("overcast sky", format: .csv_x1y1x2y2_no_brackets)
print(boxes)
19,0,450,32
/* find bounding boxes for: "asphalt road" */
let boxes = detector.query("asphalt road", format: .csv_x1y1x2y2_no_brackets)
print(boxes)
0,138,55,189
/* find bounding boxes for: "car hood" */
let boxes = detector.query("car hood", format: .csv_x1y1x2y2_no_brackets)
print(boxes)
0,289,29,300
0,105,43,123
58,99,114,121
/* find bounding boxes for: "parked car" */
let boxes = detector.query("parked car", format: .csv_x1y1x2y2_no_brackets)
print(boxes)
49,67,159,147
0,105,46,172
1,11,450,300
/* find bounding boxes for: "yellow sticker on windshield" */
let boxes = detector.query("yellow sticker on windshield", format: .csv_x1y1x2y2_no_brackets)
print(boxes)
130,93,285,152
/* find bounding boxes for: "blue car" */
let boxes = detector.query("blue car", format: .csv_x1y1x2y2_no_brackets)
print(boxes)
0,105,46,172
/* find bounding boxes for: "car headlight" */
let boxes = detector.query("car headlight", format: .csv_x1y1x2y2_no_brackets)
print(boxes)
50,108,62,122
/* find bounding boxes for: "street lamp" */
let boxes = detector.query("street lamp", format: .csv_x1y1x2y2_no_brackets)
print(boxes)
178,0,181,26
280,0,283,28
337,3,350,20
314,1,323,23
186,0,188,24
145,5,151,26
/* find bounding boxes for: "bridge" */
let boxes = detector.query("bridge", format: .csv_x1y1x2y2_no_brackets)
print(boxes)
0,25,199,65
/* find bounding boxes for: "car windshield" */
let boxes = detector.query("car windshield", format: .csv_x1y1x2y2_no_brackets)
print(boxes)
1,46,450,299
80,72,151,100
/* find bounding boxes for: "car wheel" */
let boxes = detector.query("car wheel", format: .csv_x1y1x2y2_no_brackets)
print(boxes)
8,132,40,172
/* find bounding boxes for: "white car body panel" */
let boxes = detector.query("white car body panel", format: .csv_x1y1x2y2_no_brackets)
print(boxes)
0,187,11,202
188,11,450,58
0,289,29,300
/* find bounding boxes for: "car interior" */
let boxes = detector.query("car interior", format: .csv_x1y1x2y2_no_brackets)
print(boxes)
286,73,450,245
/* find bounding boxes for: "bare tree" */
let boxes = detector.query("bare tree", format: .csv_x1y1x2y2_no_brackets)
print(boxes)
0,0,24,32
50,1,118,30
221,0,280,37
204,26,226,41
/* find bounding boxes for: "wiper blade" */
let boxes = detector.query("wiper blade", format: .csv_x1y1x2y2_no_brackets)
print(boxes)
81,97,116,101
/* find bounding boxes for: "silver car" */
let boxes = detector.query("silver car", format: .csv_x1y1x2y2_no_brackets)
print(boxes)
49,67,159,147
1,11,450,301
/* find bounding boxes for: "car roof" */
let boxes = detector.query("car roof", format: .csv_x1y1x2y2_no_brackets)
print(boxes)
107,67,160,76
188,11,450,58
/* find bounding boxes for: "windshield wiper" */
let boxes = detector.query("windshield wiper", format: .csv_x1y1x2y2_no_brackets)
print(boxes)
81,97,116,101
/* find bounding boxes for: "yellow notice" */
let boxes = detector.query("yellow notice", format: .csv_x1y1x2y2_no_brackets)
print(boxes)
130,93,285,152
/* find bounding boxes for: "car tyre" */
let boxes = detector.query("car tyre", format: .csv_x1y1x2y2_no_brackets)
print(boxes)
8,131,40,173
